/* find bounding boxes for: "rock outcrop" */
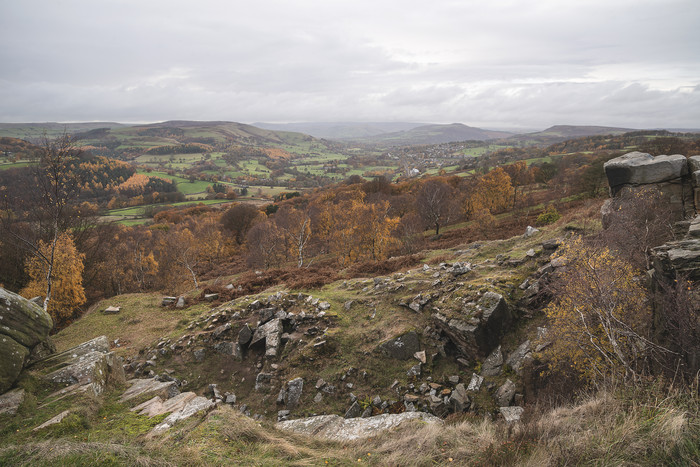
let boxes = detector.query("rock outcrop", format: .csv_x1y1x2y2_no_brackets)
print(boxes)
604,152,698,220
33,335,125,397
0,287,54,394
433,292,512,360
276,411,442,441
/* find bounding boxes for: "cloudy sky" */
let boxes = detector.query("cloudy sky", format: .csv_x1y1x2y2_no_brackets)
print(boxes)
1,0,698,129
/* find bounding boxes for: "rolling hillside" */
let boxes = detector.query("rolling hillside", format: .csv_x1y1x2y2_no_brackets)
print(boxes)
358,123,515,145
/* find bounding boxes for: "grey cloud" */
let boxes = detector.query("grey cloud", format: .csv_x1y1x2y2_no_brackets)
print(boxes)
0,0,698,128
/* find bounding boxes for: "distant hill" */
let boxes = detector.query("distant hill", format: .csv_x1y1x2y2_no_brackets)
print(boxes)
509,125,634,145
252,122,427,139
355,123,515,146
0,122,127,140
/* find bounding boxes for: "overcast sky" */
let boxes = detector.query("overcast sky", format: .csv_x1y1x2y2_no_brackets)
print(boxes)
1,0,698,129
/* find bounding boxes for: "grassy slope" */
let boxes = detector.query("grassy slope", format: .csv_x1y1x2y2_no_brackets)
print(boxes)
1,207,697,465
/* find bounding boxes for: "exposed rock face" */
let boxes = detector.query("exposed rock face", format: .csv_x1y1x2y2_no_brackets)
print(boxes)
604,152,697,220
433,292,512,360
378,331,421,360
604,152,688,191
652,237,700,281
120,378,180,403
34,336,125,397
276,412,442,441
148,396,216,437
250,318,282,358
0,287,54,393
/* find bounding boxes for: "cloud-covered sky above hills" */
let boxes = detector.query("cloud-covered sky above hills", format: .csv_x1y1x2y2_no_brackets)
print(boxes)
1,0,698,129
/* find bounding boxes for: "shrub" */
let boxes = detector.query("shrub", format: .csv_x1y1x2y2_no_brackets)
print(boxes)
536,206,560,226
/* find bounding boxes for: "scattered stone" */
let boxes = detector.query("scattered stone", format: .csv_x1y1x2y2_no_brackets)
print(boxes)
523,226,540,238
406,364,422,378
315,378,327,389
258,307,276,324
0,388,25,415
448,375,460,385
175,296,185,308
212,323,231,338
500,406,524,423
448,383,469,412
451,262,471,276
238,324,253,346
254,372,273,392
277,412,443,441
467,373,484,392
343,300,354,311
204,293,219,302
286,377,304,410
525,249,536,258
344,401,362,419
318,301,331,310
314,392,323,403
379,331,421,360
225,393,237,404
480,346,503,376
505,341,532,374
494,379,516,407
103,306,121,314
278,410,291,422
414,350,426,364
161,296,177,306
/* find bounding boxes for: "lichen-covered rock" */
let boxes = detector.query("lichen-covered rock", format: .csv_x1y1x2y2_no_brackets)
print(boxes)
0,287,53,348
285,377,304,410
495,379,516,407
0,288,54,393
35,336,124,397
276,412,442,441
249,318,282,358
0,336,29,394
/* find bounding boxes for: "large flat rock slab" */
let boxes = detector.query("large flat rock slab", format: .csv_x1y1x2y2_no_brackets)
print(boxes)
120,378,180,403
604,152,688,193
276,412,442,441
0,388,25,415
147,396,216,437
131,392,198,417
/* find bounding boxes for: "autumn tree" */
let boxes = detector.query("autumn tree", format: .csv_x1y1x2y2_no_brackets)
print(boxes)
472,167,514,215
221,203,263,245
1,133,83,312
275,206,313,268
541,237,664,383
415,178,460,235
21,233,86,328
246,220,285,269
501,161,533,209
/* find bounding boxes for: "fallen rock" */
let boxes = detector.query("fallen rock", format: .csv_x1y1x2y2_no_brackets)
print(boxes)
523,226,540,238
344,401,362,419
103,306,121,314
466,373,484,392
505,340,531,374
500,406,524,423
480,346,503,376
495,379,516,407
378,331,421,360
448,383,469,412
434,292,511,360
250,318,283,358
276,412,442,441
286,377,304,410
